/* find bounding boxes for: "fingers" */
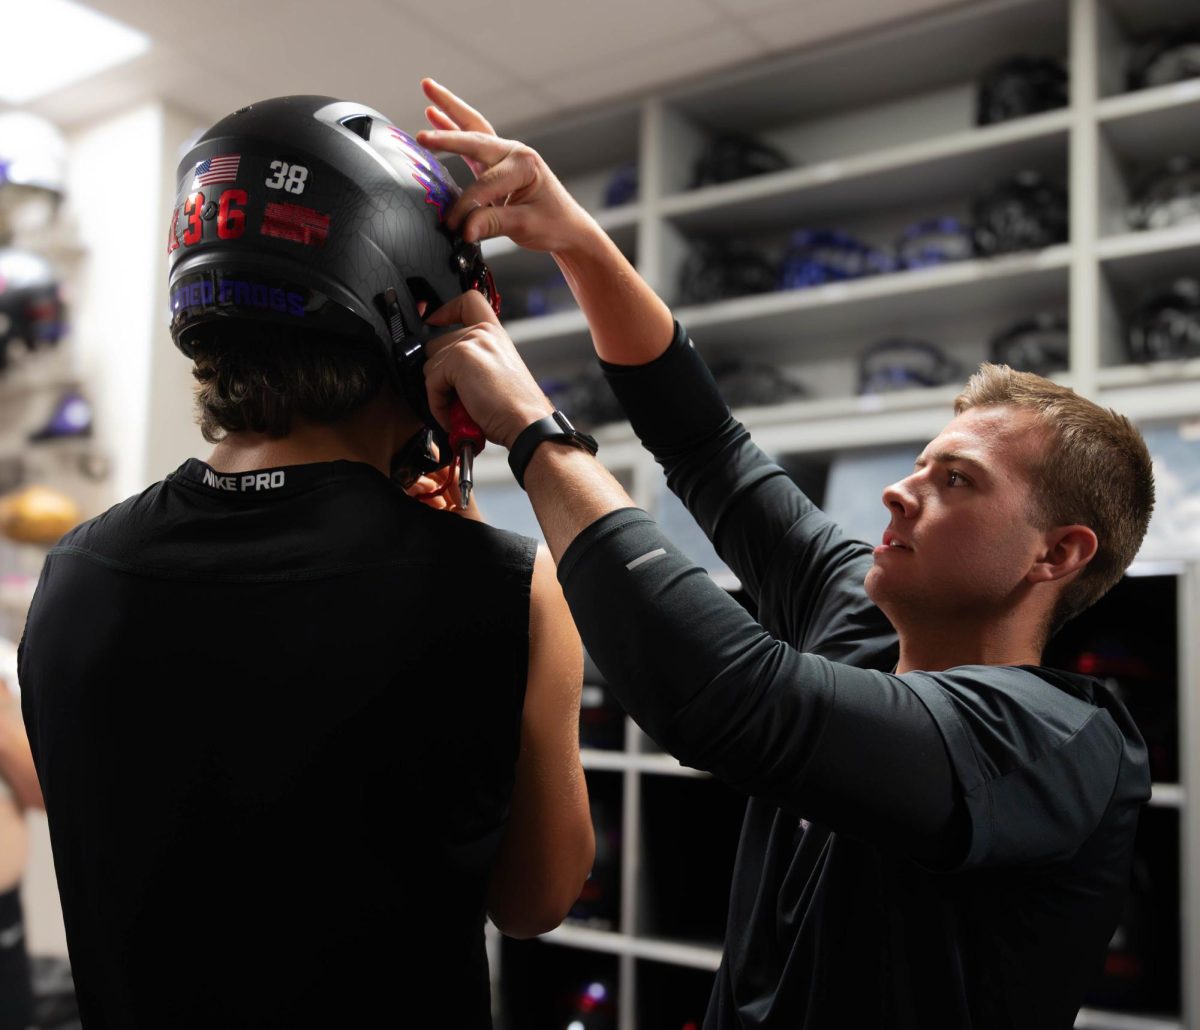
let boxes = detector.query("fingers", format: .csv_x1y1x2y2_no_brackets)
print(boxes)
417,129,515,170
420,78,496,136
424,105,460,132
419,130,525,230
425,289,501,331
460,202,534,246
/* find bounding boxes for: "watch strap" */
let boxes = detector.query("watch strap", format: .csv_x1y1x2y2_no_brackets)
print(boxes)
508,410,599,489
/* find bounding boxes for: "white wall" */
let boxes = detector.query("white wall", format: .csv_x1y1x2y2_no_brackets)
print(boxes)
63,100,206,504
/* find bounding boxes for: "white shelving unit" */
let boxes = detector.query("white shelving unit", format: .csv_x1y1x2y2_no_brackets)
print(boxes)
474,0,1200,1026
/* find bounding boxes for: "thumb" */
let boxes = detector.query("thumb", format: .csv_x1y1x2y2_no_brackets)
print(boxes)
425,288,500,329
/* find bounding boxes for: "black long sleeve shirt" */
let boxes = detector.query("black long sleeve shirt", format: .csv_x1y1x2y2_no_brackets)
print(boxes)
556,324,1151,1029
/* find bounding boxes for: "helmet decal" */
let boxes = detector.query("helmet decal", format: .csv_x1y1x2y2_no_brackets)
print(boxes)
386,126,456,221
260,200,331,247
191,154,241,189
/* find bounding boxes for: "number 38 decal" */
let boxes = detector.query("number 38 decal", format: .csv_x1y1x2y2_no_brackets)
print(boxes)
265,160,309,195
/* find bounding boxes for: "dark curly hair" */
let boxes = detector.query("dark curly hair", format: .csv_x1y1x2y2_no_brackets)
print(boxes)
190,324,388,443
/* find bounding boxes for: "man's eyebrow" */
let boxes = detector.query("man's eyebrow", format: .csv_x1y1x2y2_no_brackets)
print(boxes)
914,451,990,474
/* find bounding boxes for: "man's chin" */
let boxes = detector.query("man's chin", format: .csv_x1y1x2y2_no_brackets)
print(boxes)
864,567,908,624
864,565,884,604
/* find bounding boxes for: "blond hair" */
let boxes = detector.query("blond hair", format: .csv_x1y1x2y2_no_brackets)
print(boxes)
954,364,1155,631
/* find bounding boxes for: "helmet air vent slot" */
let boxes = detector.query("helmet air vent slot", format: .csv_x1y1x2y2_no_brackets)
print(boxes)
406,277,444,321
339,115,374,141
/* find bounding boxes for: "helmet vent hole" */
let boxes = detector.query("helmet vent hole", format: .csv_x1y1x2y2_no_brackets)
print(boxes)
340,115,374,141
406,278,444,321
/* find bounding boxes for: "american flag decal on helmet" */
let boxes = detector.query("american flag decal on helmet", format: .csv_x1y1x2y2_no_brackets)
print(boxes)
192,154,241,189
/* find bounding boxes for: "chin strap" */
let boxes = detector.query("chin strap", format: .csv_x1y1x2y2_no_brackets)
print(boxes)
389,426,441,488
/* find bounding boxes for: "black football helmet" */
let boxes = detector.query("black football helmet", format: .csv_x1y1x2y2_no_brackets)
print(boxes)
166,95,499,463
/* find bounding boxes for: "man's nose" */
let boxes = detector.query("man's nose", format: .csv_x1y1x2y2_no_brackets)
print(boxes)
882,476,918,518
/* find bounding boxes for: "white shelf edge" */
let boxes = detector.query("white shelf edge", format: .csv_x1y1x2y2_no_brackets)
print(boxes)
738,385,964,430
506,309,588,345
505,248,1074,352
1096,225,1200,263
541,924,723,970
1075,1008,1182,1030
676,244,1073,330
1097,359,1200,391
581,749,709,778
1096,79,1200,125
659,110,1073,218
1148,783,1184,809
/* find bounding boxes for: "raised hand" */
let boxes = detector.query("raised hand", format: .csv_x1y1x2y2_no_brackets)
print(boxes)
417,79,599,255
422,289,553,451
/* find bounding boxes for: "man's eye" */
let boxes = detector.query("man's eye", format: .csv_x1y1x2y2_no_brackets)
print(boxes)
947,470,966,486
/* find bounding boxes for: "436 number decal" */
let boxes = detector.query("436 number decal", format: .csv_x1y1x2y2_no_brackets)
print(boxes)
265,160,309,195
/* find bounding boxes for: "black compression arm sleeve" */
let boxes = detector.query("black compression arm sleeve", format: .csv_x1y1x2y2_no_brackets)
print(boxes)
558,509,963,861
597,322,730,452
600,325,897,663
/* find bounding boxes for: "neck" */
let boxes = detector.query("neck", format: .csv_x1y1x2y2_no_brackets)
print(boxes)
206,389,424,478
892,609,1045,674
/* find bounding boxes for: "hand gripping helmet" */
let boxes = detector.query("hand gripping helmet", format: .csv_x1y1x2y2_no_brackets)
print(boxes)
166,95,499,465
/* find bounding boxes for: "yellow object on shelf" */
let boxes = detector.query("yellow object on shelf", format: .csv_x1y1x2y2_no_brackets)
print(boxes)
0,484,81,544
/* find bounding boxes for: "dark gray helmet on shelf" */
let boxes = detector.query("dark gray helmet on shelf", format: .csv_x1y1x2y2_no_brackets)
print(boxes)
166,94,499,439
0,247,67,372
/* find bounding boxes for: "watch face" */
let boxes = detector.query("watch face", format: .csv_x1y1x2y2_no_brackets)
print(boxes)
553,409,577,434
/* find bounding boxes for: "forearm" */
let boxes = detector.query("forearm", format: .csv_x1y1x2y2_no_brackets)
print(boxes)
487,721,593,938
552,220,675,367
487,547,594,937
524,444,636,565
0,716,44,811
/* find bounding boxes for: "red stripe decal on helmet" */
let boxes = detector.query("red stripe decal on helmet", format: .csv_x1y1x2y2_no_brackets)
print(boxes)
260,202,331,247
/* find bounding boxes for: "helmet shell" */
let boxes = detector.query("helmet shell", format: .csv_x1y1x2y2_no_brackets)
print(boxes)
166,95,493,364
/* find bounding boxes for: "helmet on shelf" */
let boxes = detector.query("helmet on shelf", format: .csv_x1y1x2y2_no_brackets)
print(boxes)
1127,25,1200,91
975,55,1068,126
971,170,1068,256
710,359,807,408
678,239,777,304
778,228,894,289
166,95,499,465
1127,156,1200,232
691,131,789,188
988,312,1070,376
0,111,67,242
0,247,67,373
894,216,975,269
1126,278,1200,363
858,338,960,395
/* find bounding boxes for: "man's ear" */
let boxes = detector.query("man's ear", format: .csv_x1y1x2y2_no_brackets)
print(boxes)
1027,525,1098,584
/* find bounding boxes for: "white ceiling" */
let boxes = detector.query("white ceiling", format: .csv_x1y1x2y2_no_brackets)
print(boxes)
11,0,974,137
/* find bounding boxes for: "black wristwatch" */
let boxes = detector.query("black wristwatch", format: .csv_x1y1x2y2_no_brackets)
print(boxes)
508,410,599,489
